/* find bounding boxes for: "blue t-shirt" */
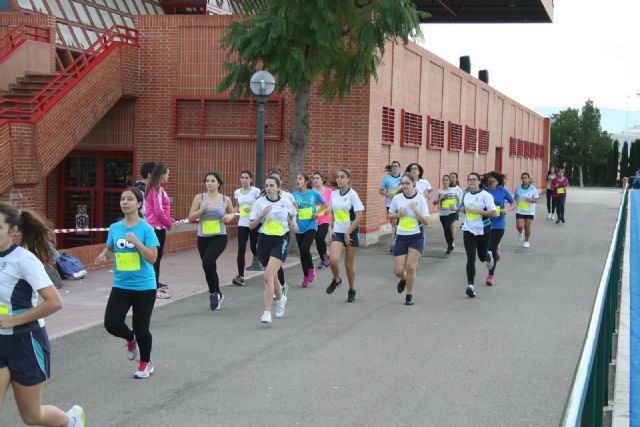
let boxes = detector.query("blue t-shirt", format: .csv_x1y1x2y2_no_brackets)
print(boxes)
107,219,159,291
486,186,515,229
292,189,325,234
380,173,402,207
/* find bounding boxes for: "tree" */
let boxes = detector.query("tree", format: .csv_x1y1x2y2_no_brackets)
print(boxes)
631,139,640,174
608,140,619,186
218,0,425,189
620,141,629,178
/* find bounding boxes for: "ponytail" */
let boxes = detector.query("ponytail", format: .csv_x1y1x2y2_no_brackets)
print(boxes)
0,202,54,265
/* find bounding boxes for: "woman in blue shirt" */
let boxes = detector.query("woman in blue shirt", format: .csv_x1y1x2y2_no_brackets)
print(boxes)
482,172,515,286
293,174,326,288
96,187,159,379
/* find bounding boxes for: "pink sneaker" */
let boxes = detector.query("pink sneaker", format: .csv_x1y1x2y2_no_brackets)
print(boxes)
134,360,154,379
308,267,316,283
486,275,494,286
301,276,310,288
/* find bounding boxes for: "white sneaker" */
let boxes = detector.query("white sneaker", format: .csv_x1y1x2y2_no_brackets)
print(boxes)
485,252,494,271
523,241,530,248
260,311,272,323
547,213,552,220
551,213,556,220
465,285,476,298
517,231,524,242
67,405,85,427
125,339,138,361
275,295,287,318
134,360,154,379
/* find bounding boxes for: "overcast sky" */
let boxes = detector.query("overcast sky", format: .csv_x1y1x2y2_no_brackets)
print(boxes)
418,0,640,113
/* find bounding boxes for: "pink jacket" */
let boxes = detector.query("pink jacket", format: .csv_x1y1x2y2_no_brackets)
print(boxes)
145,185,174,228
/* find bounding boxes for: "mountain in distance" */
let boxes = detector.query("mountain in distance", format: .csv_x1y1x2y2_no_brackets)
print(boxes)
534,107,640,136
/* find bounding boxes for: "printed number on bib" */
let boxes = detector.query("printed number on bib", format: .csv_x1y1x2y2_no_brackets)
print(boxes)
263,220,285,236
398,217,417,231
116,252,141,271
0,304,9,315
240,205,251,217
518,201,530,210
334,209,350,223
298,207,313,220
202,219,221,234
557,187,565,194
441,199,455,209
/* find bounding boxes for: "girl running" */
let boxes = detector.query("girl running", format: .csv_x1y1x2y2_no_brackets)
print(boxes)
96,187,160,379
326,168,365,303
388,173,429,305
188,172,235,311
552,168,569,224
483,172,515,286
379,161,402,252
514,172,539,248
312,172,333,270
546,166,557,220
432,175,460,254
292,174,326,288
267,169,296,297
232,170,261,286
145,163,174,299
250,176,297,324
406,163,432,198
0,202,85,427
459,173,497,298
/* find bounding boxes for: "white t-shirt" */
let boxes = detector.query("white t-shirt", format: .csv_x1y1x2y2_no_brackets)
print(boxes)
281,190,296,205
416,179,432,196
234,186,261,227
461,190,496,236
249,195,297,236
433,188,459,216
0,245,51,335
389,192,428,236
329,188,365,234
514,185,539,216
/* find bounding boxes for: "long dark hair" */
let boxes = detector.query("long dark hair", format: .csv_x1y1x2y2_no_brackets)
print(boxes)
148,163,168,191
123,186,145,218
0,202,54,266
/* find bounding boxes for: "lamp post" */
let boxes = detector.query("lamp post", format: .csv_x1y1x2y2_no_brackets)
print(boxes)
250,70,276,189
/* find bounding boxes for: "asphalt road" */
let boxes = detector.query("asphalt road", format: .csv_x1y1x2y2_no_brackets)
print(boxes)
3,188,622,426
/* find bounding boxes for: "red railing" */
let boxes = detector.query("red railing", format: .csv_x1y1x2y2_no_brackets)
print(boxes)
0,24,51,62
0,25,139,124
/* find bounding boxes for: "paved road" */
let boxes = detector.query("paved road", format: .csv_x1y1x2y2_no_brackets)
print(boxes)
3,188,622,426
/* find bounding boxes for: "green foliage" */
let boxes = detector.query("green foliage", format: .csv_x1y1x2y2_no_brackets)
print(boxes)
621,141,629,177
631,139,640,173
217,0,427,100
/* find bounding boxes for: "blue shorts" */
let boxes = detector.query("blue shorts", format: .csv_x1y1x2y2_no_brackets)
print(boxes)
516,214,534,221
332,232,360,248
393,233,424,256
257,234,288,265
0,327,51,386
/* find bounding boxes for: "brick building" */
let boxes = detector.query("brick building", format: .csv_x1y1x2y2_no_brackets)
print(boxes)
0,4,550,267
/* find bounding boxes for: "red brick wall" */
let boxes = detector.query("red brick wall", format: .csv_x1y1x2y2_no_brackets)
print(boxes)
0,12,56,74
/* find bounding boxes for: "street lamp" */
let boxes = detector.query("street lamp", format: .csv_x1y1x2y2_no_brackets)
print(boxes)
250,70,276,190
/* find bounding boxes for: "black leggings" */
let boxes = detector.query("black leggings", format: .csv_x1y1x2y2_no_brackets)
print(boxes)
104,288,156,363
296,229,317,276
153,229,166,288
236,226,258,276
555,196,566,220
439,213,456,247
546,189,555,214
198,235,228,294
463,230,490,285
315,223,329,258
277,232,290,285
488,229,505,276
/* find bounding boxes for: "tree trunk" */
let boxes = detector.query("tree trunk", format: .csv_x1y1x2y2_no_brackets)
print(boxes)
287,83,311,191
579,164,584,188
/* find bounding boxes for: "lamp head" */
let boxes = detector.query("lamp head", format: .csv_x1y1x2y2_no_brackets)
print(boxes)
250,71,276,96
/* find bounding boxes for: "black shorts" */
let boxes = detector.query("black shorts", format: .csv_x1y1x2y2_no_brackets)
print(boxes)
332,231,360,247
257,234,289,265
0,327,51,386
516,214,534,220
393,233,424,256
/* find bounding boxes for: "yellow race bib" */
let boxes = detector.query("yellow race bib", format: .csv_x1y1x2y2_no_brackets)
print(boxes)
202,219,221,234
495,206,501,216
441,199,455,209
263,220,285,236
557,187,565,194
466,212,481,220
518,201,530,210
0,304,9,315
240,204,251,217
398,217,417,231
334,209,350,223
116,252,141,271
298,207,313,220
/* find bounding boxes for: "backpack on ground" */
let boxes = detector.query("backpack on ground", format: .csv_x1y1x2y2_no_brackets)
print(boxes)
57,252,88,280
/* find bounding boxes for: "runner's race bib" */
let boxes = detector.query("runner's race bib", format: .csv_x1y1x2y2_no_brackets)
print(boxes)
263,220,285,236
116,252,141,271
399,217,417,231
202,219,221,234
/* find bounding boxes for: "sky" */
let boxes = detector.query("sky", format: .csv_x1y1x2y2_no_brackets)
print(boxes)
418,0,640,117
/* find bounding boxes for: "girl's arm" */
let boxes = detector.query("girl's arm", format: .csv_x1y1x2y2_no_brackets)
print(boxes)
188,194,205,222
0,285,63,329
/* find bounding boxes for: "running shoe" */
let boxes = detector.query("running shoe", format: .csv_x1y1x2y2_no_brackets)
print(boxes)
486,275,494,286
260,311,272,323
485,252,494,271
547,213,552,220
347,288,356,303
209,293,221,311
397,278,406,294
125,338,138,361
466,284,476,298
523,241,530,248
301,276,310,288
517,231,525,242
561,218,565,223
66,405,85,427
322,255,330,268
556,219,561,224
308,267,316,283
156,288,171,299
326,278,342,294
275,295,287,318
215,293,224,310
405,295,414,306
134,360,154,379
232,275,245,286
445,247,452,255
